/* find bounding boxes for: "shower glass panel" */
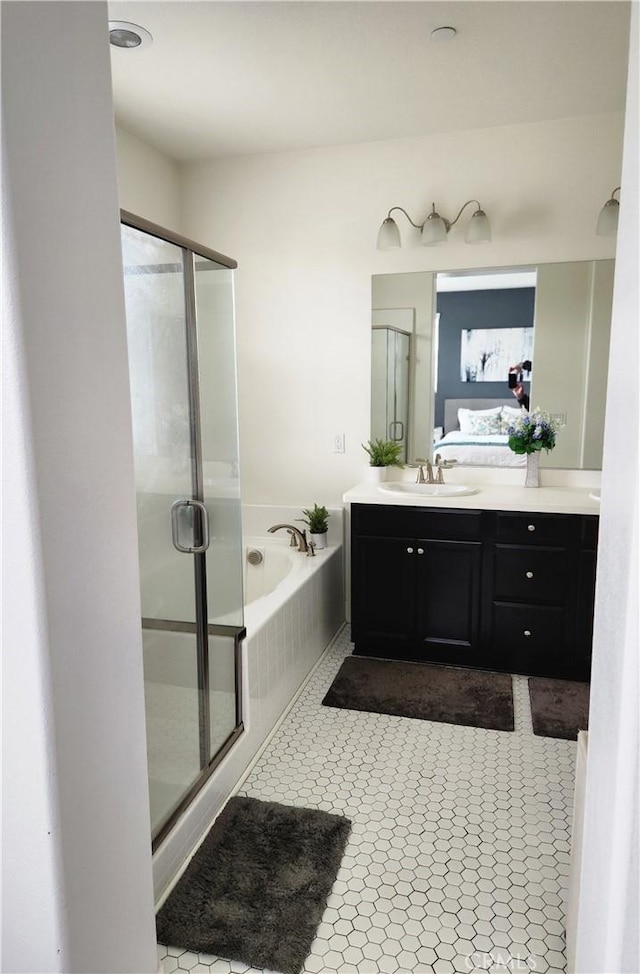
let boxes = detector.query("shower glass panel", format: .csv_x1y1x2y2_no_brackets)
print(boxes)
121,215,244,847
371,326,411,463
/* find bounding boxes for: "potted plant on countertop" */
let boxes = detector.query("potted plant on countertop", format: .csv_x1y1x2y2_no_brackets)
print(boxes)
362,438,404,483
506,408,564,487
298,503,331,549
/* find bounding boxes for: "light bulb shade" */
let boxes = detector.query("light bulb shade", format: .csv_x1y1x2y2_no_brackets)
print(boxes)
596,198,619,237
377,217,401,250
421,212,447,246
465,208,491,244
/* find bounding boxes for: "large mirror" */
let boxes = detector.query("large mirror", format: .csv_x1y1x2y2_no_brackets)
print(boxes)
372,260,614,469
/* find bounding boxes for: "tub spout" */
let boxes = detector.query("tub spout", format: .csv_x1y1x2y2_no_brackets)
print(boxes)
267,523,309,553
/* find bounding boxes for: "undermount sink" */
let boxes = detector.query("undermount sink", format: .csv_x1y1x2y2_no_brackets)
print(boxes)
379,482,479,498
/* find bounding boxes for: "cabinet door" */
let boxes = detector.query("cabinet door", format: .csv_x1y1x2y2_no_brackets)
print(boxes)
415,539,482,655
352,535,415,640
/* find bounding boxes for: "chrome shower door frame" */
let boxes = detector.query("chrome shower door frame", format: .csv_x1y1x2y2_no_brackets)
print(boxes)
121,210,244,851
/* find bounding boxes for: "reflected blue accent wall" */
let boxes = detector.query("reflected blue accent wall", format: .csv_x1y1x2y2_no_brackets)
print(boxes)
435,287,535,427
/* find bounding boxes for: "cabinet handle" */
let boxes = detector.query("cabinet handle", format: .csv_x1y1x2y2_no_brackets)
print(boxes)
526,571,534,579
523,629,532,637
417,548,424,555
527,524,536,532
406,547,414,554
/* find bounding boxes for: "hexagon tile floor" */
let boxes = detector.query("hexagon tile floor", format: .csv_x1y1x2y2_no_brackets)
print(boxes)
158,626,576,974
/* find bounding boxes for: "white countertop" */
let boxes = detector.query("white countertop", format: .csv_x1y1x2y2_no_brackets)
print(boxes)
343,479,601,516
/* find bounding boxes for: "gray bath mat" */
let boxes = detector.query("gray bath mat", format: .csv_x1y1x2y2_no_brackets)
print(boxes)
529,677,590,740
323,656,514,731
156,795,351,974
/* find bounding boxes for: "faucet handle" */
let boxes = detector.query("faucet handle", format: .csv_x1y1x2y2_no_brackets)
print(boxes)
286,529,298,548
307,540,316,557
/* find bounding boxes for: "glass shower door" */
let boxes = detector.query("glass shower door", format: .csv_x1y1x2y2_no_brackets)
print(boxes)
371,325,411,462
121,218,244,845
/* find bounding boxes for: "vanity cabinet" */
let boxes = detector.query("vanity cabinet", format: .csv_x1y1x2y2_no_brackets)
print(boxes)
351,505,483,665
351,503,598,680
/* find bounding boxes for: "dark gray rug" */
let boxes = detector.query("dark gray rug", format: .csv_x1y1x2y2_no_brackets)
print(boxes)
322,656,514,731
156,796,351,974
529,677,590,740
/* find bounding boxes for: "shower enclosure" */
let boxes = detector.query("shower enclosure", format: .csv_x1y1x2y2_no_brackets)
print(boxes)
371,318,412,463
120,211,244,848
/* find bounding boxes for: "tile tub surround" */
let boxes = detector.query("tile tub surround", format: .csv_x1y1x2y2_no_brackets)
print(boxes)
158,626,576,974
151,516,344,903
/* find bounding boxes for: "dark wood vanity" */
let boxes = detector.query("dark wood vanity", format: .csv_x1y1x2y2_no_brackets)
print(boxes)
351,503,597,681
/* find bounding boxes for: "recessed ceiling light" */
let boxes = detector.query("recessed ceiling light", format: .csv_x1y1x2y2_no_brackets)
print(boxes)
430,26,457,42
108,21,152,50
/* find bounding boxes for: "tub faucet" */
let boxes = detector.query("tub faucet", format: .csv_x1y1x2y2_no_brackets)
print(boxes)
267,523,310,554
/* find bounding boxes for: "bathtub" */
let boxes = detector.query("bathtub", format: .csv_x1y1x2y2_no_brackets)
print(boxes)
152,506,345,902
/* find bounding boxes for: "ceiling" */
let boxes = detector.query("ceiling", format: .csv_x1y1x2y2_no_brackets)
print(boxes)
109,1,630,162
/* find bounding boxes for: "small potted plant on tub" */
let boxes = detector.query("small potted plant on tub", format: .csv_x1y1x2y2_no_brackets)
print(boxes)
362,438,404,483
299,503,331,549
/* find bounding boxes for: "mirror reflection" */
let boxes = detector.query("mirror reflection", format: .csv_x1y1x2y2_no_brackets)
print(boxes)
372,260,614,469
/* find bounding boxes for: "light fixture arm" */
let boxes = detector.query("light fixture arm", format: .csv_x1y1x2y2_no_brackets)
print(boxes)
385,206,425,231
609,187,621,202
385,199,485,233
446,199,483,232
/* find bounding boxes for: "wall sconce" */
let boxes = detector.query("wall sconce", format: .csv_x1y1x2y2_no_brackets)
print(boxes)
377,199,491,250
596,187,620,237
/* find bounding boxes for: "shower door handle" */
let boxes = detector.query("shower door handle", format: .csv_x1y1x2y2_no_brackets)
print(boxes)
171,499,210,554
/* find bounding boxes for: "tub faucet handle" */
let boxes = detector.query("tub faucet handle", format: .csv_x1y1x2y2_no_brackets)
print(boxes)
267,523,309,553
286,529,298,547
307,540,316,557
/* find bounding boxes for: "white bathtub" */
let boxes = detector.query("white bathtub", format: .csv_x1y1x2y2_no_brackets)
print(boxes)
152,506,345,902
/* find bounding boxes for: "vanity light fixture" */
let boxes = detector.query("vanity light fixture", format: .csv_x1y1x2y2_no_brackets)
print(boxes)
376,200,491,250
596,186,620,237
108,21,153,50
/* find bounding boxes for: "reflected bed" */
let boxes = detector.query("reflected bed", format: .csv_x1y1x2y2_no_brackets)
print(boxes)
435,398,526,467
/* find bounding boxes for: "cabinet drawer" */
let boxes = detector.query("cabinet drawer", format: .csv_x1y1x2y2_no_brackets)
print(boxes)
494,511,571,545
352,503,482,540
491,602,566,655
493,545,568,603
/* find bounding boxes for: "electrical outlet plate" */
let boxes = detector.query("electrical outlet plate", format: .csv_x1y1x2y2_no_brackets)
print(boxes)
333,433,345,453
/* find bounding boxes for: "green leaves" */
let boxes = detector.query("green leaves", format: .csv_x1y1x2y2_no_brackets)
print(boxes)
299,503,330,534
362,439,404,467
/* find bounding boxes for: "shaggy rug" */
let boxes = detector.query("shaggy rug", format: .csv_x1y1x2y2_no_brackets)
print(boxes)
529,677,590,740
155,796,351,974
322,656,514,731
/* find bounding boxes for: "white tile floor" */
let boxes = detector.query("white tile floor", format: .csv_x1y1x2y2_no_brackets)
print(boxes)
158,625,576,974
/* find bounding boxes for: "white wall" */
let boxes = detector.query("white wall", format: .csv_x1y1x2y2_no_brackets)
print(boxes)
575,6,639,971
179,111,622,506
116,125,183,231
1,4,157,972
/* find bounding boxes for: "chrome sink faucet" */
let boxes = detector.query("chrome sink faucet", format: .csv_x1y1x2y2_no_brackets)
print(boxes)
267,523,310,554
414,458,435,484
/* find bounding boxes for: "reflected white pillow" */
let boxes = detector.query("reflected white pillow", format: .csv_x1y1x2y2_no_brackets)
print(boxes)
458,406,502,435
501,404,526,431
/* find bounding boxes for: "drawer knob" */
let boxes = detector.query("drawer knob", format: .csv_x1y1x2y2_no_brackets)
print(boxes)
527,524,536,532
523,629,532,637
526,571,534,579
417,548,424,555
407,547,414,554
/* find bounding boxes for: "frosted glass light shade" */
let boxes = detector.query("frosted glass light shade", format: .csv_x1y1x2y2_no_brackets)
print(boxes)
466,208,491,244
421,211,447,246
377,217,401,250
596,198,619,237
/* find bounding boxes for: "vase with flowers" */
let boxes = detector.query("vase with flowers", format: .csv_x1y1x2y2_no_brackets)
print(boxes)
505,408,563,487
